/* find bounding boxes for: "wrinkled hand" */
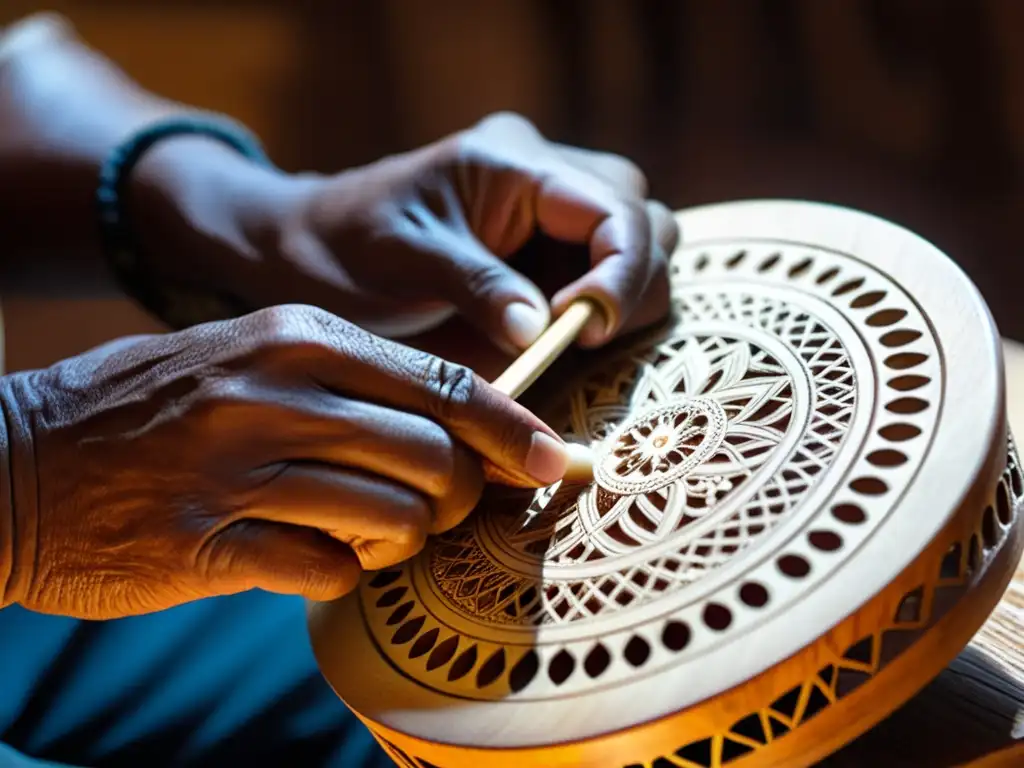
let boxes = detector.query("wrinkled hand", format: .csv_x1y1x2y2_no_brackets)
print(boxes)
0,305,568,620
242,113,680,353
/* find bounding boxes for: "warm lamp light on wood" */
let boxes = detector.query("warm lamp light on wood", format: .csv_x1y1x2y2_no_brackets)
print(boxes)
307,200,1023,768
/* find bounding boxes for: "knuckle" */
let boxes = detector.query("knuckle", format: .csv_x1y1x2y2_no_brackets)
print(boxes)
620,158,648,195
439,494,481,534
389,499,431,552
459,260,508,297
249,305,313,349
620,195,650,227
248,304,349,359
432,463,486,534
302,567,356,602
479,111,536,134
200,375,249,406
496,418,528,461
255,304,330,341
650,248,670,283
595,151,647,197
422,357,476,417
189,375,254,423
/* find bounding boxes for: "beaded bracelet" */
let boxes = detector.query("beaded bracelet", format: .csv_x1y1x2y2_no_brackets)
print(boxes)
96,113,274,329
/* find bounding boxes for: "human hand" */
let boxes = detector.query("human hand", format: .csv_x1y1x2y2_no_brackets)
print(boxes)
0,305,568,620
280,112,680,351
137,113,679,352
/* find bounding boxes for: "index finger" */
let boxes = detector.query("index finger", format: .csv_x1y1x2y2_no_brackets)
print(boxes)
533,162,653,346
267,307,570,489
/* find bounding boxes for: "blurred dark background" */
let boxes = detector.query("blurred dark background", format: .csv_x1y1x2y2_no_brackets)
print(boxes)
2,3,1022,764
4,0,1024,368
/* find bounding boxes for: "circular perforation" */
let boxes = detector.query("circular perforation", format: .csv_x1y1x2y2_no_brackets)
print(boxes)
310,202,1013,766
350,237,944,706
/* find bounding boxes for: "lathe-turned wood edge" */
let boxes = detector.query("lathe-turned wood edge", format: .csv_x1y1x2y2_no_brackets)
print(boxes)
819,339,1024,767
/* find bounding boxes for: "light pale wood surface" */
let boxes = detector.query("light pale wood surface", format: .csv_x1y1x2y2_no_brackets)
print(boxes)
309,201,1022,768
810,338,1024,767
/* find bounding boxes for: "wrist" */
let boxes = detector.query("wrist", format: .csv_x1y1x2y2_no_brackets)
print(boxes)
126,135,315,295
0,373,40,609
0,377,12,606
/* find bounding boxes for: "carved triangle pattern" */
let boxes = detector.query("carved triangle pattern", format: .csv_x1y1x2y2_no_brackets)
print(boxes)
367,442,1021,768
621,441,1023,768
430,294,856,626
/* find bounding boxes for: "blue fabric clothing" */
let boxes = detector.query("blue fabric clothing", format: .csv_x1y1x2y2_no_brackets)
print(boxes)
0,591,394,767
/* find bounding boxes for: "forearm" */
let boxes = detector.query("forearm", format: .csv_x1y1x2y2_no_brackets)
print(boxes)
0,15,179,263
0,14,305,302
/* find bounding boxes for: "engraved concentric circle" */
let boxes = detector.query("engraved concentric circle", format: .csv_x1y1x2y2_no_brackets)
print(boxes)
429,307,842,631
309,202,1006,759
353,235,939,702
594,397,728,495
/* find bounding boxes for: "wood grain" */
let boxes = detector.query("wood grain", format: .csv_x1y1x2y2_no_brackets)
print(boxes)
820,340,1024,767
309,201,1023,768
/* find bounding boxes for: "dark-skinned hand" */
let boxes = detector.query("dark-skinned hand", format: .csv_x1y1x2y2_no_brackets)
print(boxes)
136,112,680,360
0,305,568,620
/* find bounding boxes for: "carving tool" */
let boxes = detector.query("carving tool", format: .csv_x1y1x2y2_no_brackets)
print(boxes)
491,297,601,484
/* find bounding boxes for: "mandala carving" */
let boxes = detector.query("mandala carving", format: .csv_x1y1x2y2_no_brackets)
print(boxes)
595,397,729,496
355,238,947,707
430,302,855,627
313,203,1019,768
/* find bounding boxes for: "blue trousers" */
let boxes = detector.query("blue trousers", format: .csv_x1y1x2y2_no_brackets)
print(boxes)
0,592,394,767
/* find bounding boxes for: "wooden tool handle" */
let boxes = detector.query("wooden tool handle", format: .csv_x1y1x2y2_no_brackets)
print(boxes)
490,299,598,399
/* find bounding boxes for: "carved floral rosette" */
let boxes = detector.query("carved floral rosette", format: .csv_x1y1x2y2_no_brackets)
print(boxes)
309,202,1023,768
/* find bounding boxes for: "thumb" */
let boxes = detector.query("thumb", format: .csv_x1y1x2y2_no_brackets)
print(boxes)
426,230,552,354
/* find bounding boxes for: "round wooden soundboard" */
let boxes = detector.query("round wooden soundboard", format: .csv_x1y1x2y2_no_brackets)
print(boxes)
308,200,1024,768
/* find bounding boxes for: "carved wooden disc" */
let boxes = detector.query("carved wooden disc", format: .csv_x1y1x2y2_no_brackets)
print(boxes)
308,201,1024,768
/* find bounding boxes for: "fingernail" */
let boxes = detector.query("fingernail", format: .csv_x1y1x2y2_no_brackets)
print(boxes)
562,442,595,485
525,432,569,485
579,314,609,347
502,302,548,350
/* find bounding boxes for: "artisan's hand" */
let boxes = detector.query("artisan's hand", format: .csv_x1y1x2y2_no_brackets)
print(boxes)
279,112,680,351
0,305,568,620
136,113,679,353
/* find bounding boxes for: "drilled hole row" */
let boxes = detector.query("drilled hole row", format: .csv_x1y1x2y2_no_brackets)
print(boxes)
691,252,935,400
366,573,774,693
693,251,927,352
942,453,1021,584
502,580,772,692
777,424,930,577
693,249,872,301
981,467,1021,554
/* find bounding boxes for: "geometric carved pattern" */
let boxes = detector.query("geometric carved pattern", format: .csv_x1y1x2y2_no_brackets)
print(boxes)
310,204,1019,768
358,241,948,709
430,303,856,627
622,441,1024,768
